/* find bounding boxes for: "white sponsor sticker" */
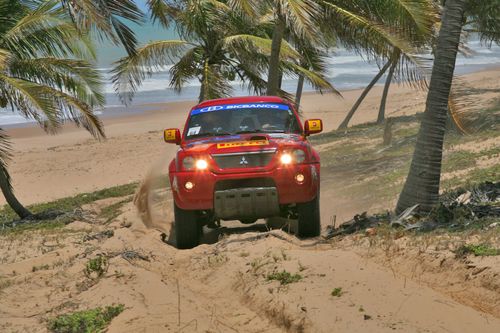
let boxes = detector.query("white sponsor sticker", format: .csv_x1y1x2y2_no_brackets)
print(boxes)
187,126,201,136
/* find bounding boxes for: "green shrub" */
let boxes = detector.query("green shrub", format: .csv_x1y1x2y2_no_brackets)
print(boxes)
85,255,108,278
455,244,500,257
266,270,302,285
48,305,124,333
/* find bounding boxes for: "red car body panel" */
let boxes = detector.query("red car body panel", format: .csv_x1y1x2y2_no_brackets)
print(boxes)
168,96,320,213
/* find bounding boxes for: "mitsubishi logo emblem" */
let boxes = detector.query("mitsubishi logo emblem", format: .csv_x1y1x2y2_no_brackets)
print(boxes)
239,156,249,166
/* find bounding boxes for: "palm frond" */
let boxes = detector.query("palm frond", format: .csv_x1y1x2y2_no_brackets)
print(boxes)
8,57,104,107
279,0,322,43
322,1,423,68
0,75,104,138
1,0,95,60
146,0,181,28
61,0,143,55
169,46,202,92
224,34,301,60
0,48,11,70
111,40,193,103
389,0,439,37
464,0,500,45
285,62,341,96
228,0,259,17
0,75,59,126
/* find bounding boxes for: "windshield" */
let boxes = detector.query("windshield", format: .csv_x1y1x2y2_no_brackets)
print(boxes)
185,103,301,139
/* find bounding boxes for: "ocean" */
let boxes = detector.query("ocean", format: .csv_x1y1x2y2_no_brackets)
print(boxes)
1,22,500,126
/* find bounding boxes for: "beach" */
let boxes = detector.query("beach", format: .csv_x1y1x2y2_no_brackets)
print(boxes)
3,67,499,207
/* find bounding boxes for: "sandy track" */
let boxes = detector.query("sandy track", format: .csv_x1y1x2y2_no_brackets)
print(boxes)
1,198,499,332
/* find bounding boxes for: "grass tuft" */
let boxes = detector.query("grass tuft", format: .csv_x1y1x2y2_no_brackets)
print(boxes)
0,183,138,232
455,243,500,257
85,255,108,278
48,304,124,333
331,287,343,297
266,270,302,285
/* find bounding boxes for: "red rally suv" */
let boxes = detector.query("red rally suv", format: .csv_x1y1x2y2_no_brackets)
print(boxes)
164,96,323,249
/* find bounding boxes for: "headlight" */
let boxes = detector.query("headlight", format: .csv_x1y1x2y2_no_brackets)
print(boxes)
281,150,306,164
183,156,208,170
280,153,292,164
292,149,306,163
195,159,208,170
183,156,195,170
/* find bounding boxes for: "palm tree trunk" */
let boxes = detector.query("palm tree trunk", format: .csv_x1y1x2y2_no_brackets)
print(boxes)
0,168,31,218
337,60,392,130
295,74,305,109
199,59,209,102
396,0,466,214
267,17,286,96
377,51,399,124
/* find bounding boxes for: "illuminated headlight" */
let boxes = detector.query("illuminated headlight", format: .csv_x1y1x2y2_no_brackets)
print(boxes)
292,149,306,163
280,153,292,164
182,156,195,170
183,157,208,170
295,173,305,183
195,159,208,170
185,181,194,190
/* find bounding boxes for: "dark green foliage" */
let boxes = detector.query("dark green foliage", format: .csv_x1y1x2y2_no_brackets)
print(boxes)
48,304,124,333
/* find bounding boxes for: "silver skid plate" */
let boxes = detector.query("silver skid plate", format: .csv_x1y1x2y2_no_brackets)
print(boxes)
214,187,280,220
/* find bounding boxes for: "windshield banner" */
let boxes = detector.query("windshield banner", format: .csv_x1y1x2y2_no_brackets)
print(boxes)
191,103,289,115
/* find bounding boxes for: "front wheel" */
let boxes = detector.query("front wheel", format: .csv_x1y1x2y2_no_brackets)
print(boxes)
174,204,202,249
297,194,321,238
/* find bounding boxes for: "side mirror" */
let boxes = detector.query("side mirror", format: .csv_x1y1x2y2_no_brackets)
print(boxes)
164,128,181,144
304,119,323,136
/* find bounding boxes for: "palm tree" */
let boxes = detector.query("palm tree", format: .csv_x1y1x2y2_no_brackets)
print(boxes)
60,0,144,55
396,0,499,213
0,0,105,218
332,0,438,129
261,0,322,96
112,0,335,103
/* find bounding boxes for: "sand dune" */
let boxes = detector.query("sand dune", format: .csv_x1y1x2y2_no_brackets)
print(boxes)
1,198,499,332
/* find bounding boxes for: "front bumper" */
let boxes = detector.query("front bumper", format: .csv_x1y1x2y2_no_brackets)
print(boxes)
170,163,320,211
214,187,280,220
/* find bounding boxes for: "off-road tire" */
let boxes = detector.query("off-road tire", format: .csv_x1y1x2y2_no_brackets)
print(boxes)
297,194,320,237
174,203,202,249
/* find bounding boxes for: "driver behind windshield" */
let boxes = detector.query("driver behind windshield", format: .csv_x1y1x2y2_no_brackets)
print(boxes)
186,106,301,139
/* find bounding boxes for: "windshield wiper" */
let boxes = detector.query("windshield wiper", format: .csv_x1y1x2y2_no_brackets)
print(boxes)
235,129,285,134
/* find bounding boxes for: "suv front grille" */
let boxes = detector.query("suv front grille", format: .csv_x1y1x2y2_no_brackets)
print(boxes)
212,150,276,169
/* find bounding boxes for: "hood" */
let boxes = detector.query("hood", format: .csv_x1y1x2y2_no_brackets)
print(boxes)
182,133,305,155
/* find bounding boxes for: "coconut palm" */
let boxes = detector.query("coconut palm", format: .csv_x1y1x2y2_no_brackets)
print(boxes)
396,0,500,213
330,0,439,129
60,0,144,55
112,0,335,103
0,0,104,218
